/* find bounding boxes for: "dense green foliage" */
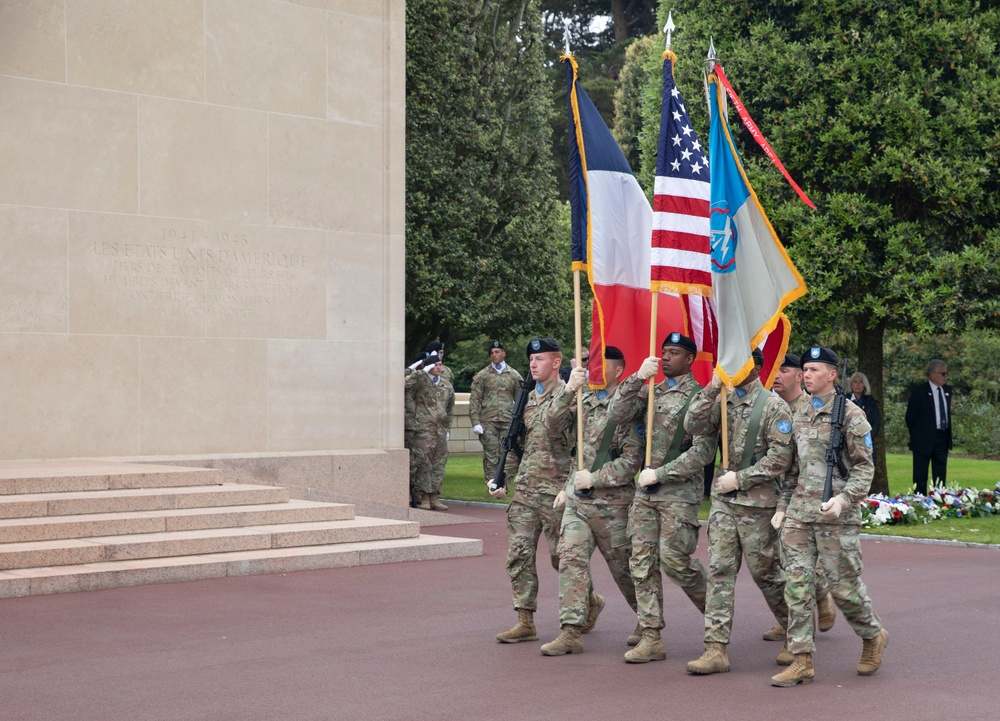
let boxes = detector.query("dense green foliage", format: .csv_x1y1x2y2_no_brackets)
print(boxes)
405,0,573,354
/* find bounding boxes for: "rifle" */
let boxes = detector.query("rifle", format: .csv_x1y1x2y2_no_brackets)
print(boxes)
489,377,533,493
822,359,850,503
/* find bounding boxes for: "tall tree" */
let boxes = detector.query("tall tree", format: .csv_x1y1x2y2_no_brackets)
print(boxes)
643,0,1000,493
406,0,573,354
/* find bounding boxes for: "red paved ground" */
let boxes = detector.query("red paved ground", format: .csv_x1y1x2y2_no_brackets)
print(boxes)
1,504,997,721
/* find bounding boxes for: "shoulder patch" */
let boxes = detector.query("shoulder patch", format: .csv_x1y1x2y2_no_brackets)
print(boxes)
864,433,873,450
636,423,645,439
811,396,824,410
472,374,479,382
776,419,792,435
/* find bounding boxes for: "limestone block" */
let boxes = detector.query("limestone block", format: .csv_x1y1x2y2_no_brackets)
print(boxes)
287,0,386,17
0,206,68,333
0,334,141,460
326,232,384,343
138,96,268,223
268,114,383,233
0,77,137,213
0,0,65,81
206,0,326,117
66,0,204,100
139,338,268,454
326,11,384,126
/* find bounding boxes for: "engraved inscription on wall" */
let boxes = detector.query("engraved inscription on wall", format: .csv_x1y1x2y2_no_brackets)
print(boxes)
71,216,326,339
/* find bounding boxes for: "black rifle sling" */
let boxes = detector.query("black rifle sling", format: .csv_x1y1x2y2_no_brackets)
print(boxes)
662,390,699,465
589,417,618,474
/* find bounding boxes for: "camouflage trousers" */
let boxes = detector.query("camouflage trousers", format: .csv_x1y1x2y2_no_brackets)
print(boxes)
629,495,707,631
430,430,448,494
506,499,561,612
405,431,434,495
556,499,637,627
479,419,520,485
781,519,882,654
704,499,788,644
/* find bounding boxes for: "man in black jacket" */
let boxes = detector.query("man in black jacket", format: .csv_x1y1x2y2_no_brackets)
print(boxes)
905,360,952,495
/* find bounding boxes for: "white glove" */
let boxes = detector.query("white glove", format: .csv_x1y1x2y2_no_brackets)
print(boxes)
637,356,659,380
446,432,450,442
574,469,594,490
820,495,849,520
487,483,507,499
408,360,423,371
423,364,435,374
567,365,587,392
715,470,739,494
472,424,484,435
553,490,569,509
638,468,659,488
771,511,785,530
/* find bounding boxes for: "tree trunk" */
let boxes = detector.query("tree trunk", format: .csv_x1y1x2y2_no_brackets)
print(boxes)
610,0,628,44
856,317,889,496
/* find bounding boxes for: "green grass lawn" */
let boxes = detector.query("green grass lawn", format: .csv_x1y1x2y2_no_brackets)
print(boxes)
443,452,1000,544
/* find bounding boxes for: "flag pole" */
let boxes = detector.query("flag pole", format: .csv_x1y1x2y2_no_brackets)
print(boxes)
644,293,658,468
573,269,585,472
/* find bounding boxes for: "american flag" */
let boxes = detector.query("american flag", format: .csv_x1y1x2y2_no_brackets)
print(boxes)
651,53,712,295
651,52,717,379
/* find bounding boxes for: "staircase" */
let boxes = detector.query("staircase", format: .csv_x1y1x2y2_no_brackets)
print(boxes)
0,460,481,598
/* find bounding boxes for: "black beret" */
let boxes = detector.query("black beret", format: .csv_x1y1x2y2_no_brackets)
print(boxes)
781,353,801,369
661,332,697,355
752,348,764,365
526,338,560,357
802,346,839,367
424,352,443,365
604,345,625,363
489,340,504,350
411,351,428,365
425,341,445,352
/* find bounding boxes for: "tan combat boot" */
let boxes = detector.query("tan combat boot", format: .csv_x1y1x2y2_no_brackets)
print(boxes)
626,622,642,646
762,624,785,641
428,493,448,511
686,642,730,675
776,640,795,666
624,628,666,663
416,492,431,511
540,625,584,656
496,609,537,644
817,591,836,632
770,653,814,687
857,627,889,675
580,593,605,634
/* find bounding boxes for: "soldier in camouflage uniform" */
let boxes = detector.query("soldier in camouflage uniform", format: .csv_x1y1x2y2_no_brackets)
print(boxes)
608,332,716,663
769,353,837,638
469,340,523,485
405,352,453,511
492,338,575,644
404,352,427,507
684,354,795,675
425,341,454,386
538,346,642,656
771,346,887,687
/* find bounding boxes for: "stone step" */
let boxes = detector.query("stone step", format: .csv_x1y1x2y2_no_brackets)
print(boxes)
0,500,356,543
0,534,484,598
0,483,290,520
0,517,419,570
0,460,224,495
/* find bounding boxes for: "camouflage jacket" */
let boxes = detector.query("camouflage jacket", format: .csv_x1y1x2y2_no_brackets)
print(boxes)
511,380,574,509
608,372,715,505
439,364,454,386
405,368,454,435
780,390,874,525
468,363,523,426
545,385,642,506
685,378,793,508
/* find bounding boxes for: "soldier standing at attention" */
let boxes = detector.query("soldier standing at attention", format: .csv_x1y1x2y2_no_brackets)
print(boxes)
404,351,451,510
771,346,887,687
425,341,454,386
425,353,455,511
608,333,715,664
769,354,837,639
539,346,642,656
404,352,427,508
469,341,523,485
684,352,795,675
491,339,574,644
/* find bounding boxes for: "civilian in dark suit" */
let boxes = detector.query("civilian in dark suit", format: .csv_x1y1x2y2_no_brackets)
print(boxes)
904,360,952,495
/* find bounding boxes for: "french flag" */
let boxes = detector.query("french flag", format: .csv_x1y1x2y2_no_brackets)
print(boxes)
563,54,686,388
